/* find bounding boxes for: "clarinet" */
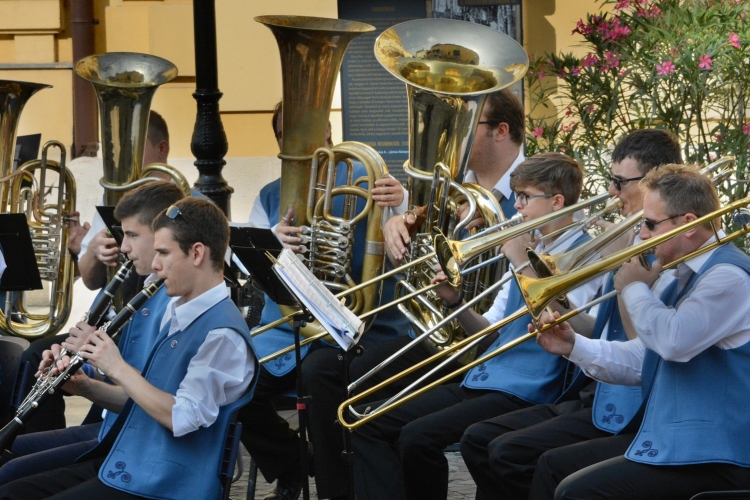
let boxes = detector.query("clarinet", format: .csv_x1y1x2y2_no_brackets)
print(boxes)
0,278,165,451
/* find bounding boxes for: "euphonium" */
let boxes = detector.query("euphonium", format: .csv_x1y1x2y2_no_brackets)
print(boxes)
375,19,528,349
1,138,77,339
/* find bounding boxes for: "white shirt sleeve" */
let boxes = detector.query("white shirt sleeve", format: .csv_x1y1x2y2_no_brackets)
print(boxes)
387,187,410,218
249,197,271,229
568,334,645,386
171,328,255,437
79,212,108,258
621,264,750,362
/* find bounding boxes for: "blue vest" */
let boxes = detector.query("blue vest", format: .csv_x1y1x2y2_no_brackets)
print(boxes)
99,297,257,500
461,231,591,404
626,244,750,466
98,286,170,439
254,165,408,376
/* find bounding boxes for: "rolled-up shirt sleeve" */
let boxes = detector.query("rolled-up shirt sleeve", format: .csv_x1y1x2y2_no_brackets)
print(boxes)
172,328,255,437
568,334,645,386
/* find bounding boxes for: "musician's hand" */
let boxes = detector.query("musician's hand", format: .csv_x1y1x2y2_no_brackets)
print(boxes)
90,229,120,267
62,322,97,353
501,232,537,269
78,330,125,380
372,176,405,207
37,344,63,377
61,368,91,396
614,258,662,292
384,212,415,262
432,265,460,306
274,207,303,252
66,211,90,257
534,310,576,357
457,203,485,231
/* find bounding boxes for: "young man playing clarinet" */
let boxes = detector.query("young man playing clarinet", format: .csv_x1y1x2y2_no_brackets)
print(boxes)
0,181,184,485
533,164,750,499
0,198,258,499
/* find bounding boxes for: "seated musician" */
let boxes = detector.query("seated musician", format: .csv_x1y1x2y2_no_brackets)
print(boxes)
351,152,602,500
0,182,183,485
0,198,258,499
458,128,682,500
531,164,750,499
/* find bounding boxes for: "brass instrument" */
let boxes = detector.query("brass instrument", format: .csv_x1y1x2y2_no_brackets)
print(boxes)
1,96,77,339
374,18,528,349
337,196,750,429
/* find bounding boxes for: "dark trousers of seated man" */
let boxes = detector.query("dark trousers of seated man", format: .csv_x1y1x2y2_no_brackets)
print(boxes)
0,456,146,499
352,383,532,500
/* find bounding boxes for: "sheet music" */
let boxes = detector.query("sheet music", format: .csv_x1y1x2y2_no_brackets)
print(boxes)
273,248,363,350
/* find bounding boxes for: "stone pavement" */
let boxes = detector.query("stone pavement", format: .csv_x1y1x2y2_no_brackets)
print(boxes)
66,398,477,500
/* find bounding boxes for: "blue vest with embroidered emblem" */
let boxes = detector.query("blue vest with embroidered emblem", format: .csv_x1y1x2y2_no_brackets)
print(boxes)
461,231,591,404
98,297,257,500
626,243,750,466
97,285,171,440
254,164,408,376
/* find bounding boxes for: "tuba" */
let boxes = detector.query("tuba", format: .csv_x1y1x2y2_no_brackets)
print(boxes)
374,19,528,350
0,81,77,339
255,15,391,345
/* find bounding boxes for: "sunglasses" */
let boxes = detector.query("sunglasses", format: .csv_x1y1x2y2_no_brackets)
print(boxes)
642,213,685,231
607,171,644,191
166,205,201,235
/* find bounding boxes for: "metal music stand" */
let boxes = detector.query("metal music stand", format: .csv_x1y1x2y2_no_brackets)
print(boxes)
0,214,42,292
229,227,313,500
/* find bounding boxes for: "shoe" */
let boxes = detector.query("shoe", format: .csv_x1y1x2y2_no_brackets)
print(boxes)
262,465,303,500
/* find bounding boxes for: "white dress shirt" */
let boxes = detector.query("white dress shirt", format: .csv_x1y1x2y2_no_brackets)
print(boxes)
463,150,525,204
159,282,255,437
568,237,750,386
79,211,108,258
483,225,605,324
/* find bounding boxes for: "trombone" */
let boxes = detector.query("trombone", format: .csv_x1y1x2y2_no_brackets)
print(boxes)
337,193,750,430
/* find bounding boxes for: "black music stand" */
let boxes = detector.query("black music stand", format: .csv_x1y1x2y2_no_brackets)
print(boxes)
95,206,124,247
0,214,42,292
229,227,313,500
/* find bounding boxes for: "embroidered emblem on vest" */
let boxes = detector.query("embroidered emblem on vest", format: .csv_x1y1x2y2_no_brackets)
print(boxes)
634,441,659,457
171,340,178,348
601,403,625,424
142,308,149,316
274,353,292,370
106,461,132,483
471,365,489,382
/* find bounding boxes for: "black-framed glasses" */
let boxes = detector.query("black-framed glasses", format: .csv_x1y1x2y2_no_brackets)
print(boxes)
607,171,644,191
166,205,200,235
642,213,685,231
514,192,555,206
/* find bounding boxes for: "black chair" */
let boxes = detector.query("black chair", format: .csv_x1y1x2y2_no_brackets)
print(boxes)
0,336,30,424
220,409,244,500
691,492,750,499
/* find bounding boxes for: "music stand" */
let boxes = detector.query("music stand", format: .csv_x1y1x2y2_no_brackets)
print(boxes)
229,227,313,500
0,214,42,292
95,206,124,247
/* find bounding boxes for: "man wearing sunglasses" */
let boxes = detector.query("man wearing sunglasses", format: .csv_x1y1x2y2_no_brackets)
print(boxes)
0,198,258,499
529,164,750,498
457,128,683,500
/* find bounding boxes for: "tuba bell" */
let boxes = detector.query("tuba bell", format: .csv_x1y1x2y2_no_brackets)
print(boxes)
0,80,77,339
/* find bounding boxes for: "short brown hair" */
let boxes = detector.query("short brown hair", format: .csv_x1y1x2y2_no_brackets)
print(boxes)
114,181,184,228
483,89,525,145
510,152,583,206
612,129,682,175
147,110,169,146
152,198,229,272
640,164,719,222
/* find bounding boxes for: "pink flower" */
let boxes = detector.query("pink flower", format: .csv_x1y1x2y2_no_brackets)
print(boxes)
615,0,630,9
743,122,750,135
698,54,713,70
669,47,679,57
656,60,676,76
537,70,546,79
716,134,724,142
572,19,593,36
604,24,631,42
558,69,567,78
730,33,741,49
570,66,581,77
532,127,544,138
582,53,600,67
602,51,621,70
565,106,574,117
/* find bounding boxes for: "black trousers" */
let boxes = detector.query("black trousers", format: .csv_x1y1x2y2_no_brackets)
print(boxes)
237,367,299,483
352,383,531,500
460,398,608,500
0,456,145,499
555,453,750,500
301,336,464,499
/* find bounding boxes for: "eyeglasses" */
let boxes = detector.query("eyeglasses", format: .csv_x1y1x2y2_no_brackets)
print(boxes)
642,214,685,231
607,171,644,191
514,192,555,206
166,205,200,235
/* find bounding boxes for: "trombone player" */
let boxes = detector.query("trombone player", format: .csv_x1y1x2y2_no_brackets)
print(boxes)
352,153,602,500
532,164,750,499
